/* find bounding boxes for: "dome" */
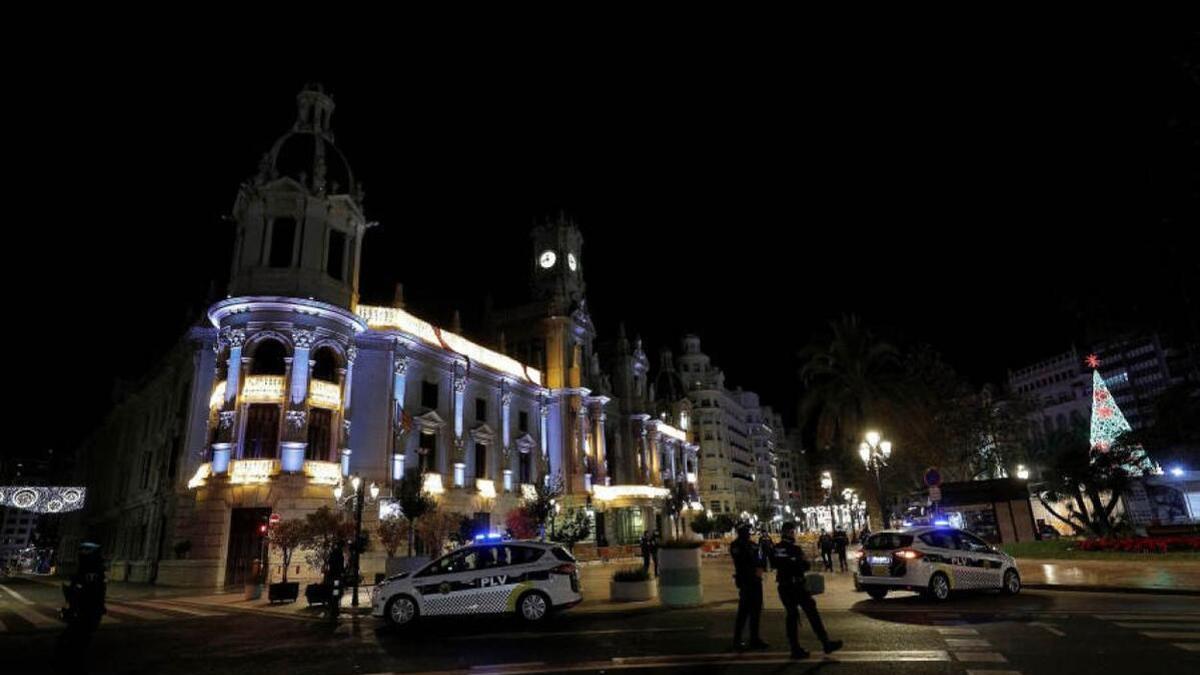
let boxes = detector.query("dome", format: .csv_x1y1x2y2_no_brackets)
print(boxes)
254,84,358,198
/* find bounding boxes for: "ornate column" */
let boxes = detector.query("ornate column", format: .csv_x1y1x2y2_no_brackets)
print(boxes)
591,402,607,485
391,343,409,482
282,329,315,472
577,405,591,491
538,393,552,481
501,382,513,492
338,345,357,477
452,361,467,487
212,328,245,473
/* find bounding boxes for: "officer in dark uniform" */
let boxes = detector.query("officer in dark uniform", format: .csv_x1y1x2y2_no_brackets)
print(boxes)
772,522,843,659
326,540,345,619
730,523,769,651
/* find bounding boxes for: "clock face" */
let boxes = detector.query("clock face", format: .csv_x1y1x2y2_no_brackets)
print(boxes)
567,253,577,271
539,250,557,269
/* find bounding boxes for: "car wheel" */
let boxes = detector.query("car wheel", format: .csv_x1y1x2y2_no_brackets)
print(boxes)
866,588,888,601
384,595,418,628
926,573,951,602
517,591,550,622
1002,569,1021,595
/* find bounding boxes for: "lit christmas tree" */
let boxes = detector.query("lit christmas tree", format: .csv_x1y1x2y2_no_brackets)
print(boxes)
1086,354,1156,475
1088,363,1131,452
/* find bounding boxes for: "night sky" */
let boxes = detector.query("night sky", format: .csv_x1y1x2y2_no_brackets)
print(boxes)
13,32,1200,462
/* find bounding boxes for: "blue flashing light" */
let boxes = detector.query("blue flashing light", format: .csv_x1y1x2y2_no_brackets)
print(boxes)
474,533,486,541
486,533,502,540
901,520,913,527
933,519,950,526
1170,466,1185,477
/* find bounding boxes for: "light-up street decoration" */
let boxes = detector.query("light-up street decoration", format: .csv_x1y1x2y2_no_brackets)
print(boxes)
0,486,86,513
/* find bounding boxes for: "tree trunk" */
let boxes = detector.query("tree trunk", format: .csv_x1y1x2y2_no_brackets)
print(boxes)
1037,496,1085,535
1084,484,1111,536
407,521,415,557
1071,487,1096,535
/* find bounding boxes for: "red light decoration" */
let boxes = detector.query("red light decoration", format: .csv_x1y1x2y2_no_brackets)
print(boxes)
1085,354,1101,369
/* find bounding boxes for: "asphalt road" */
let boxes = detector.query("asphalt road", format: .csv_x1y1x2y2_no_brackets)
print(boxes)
2,576,1198,674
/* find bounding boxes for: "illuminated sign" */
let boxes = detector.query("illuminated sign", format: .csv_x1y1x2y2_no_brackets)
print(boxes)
308,380,341,409
304,460,342,486
229,459,277,484
242,376,285,403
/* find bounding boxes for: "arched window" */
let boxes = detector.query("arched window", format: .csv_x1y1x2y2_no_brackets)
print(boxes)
250,338,288,375
312,346,341,382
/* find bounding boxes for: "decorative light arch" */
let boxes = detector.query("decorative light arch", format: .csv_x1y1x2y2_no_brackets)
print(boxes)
0,486,87,513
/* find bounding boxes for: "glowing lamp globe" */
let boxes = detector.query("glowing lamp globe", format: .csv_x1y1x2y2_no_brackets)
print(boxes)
866,431,881,448
859,443,870,464
333,484,344,500
369,482,380,500
880,441,892,458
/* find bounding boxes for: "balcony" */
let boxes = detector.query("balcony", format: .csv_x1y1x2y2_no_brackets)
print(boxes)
186,458,342,490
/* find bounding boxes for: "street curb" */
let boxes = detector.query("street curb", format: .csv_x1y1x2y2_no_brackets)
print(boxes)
1023,583,1200,597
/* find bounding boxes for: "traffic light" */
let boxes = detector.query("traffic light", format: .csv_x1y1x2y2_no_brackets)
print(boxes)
258,523,268,535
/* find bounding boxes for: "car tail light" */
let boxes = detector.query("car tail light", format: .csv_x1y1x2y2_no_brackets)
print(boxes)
552,563,577,575
895,548,924,560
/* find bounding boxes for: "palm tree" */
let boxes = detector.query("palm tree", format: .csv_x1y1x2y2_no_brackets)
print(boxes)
798,316,903,525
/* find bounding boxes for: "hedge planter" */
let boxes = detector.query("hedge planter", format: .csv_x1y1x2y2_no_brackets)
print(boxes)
610,579,656,602
657,545,703,607
268,582,299,604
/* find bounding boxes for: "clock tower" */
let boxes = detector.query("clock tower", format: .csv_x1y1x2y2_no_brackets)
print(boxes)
531,213,585,316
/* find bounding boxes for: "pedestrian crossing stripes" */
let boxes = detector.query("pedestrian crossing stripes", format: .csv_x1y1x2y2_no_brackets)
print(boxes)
1096,613,1200,653
0,599,230,633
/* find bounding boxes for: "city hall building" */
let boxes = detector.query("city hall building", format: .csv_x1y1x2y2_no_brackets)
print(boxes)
62,86,705,587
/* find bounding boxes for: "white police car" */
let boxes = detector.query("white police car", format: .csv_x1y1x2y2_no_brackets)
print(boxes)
372,537,582,627
853,526,1021,602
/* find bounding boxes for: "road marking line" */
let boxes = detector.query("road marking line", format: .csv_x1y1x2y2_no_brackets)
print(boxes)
1096,614,1200,621
1114,622,1200,630
5,604,59,628
945,638,993,648
612,650,951,664
125,600,226,617
1172,643,1200,651
1031,622,1066,636
953,651,1008,663
450,626,703,640
1141,631,1200,640
105,604,171,621
0,584,35,605
937,627,979,635
394,651,953,674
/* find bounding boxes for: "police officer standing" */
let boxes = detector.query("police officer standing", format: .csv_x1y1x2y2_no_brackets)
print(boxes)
773,522,843,659
326,539,345,619
730,523,769,651
833,528,850,572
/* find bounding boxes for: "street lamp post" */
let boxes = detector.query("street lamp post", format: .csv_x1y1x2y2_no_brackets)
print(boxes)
333,475,380,609
859,431,893,529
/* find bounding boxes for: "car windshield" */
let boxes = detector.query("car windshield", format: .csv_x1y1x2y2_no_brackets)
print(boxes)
864,533,914,550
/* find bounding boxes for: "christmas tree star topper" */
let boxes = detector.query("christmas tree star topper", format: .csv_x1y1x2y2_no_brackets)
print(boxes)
1085,353,1100,369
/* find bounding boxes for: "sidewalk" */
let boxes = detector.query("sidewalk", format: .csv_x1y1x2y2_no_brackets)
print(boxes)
23,552,1196,623
1014,557,1200,595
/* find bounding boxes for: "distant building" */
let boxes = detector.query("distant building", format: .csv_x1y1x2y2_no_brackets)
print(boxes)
0,508,37,565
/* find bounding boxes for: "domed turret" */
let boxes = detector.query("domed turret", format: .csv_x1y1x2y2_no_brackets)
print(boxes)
228,84,373,309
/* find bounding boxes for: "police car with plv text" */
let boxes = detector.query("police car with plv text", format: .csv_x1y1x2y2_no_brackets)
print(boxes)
853,526,1021,602
372,535,582,627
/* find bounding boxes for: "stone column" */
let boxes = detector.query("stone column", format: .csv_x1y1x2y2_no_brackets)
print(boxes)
452,362,467,485
392,345,409,482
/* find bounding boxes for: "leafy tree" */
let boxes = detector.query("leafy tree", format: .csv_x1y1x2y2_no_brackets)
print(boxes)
663,480,693,540
711,513,736,537
376,517,408,558
522,473,564,539
505,508,538,540
417,511,461,556
269,519,307,583
451,515,477,547
550,510,592,552
798,316,904,525
396,470,436,556
689,512,714,538
1030,422,1150,536
301,506,355,571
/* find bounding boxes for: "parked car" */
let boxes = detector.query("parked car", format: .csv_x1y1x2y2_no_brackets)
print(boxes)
853,526,1021,601
372,538,582,627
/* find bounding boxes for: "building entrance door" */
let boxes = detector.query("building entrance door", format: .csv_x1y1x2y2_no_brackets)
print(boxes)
225,507,271,586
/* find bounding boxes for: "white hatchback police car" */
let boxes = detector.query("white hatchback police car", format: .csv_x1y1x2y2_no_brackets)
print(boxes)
853,527,1021,602
372,537,582,627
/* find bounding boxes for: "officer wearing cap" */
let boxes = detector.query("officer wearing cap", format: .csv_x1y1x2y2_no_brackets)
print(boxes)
773,521,843,659
730,522,768,651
